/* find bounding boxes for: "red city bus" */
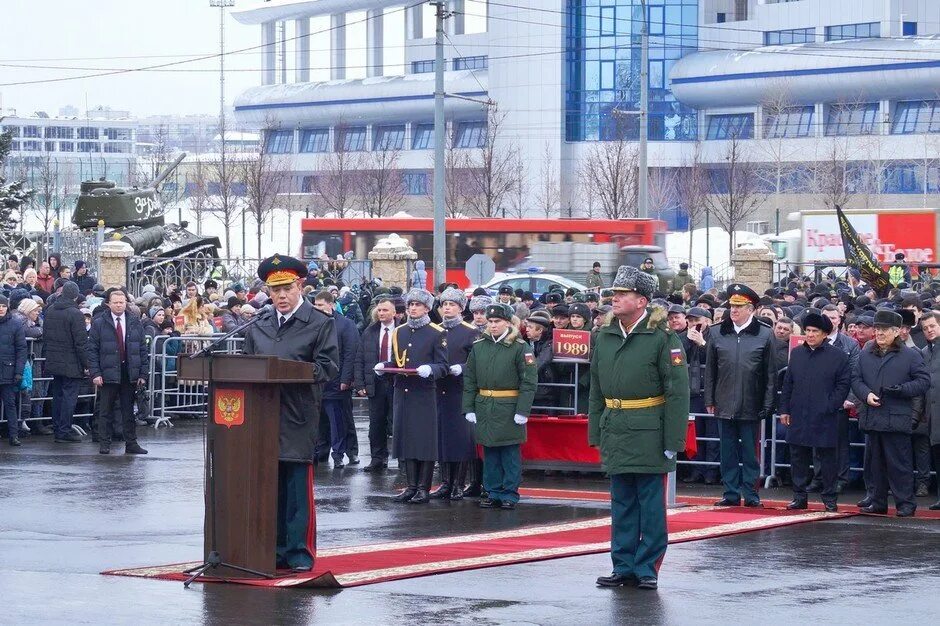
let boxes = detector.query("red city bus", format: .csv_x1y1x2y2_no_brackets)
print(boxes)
299,217,667,287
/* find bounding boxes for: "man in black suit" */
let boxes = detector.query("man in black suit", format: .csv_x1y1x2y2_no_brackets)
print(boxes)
88,287,149,455
354,297,398,471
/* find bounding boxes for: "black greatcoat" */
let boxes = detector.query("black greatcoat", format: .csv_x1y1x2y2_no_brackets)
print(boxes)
384,322,449,461
243,301,339,462
779,341,851,448
437,321,480,461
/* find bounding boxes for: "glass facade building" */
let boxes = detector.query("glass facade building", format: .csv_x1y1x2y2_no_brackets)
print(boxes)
565,0,698,142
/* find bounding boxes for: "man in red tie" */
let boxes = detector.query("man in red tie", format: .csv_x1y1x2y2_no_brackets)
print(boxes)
354,297,399,472
88,287,149,455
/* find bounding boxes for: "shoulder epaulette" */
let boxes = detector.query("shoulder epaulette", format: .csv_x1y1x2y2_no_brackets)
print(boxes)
473,336,487,343
461,321,476,330
515,338,527,345
429,322,444,332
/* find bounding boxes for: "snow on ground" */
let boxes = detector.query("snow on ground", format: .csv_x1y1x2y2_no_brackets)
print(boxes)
666,227,766,270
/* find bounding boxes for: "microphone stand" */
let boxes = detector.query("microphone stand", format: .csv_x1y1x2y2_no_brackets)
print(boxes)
183,307,276,588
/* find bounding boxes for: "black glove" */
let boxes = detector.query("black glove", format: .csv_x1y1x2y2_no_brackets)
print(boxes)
882,385,902,397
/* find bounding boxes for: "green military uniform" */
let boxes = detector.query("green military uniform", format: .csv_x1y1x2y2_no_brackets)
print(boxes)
590,266,690,588
462,304,537,507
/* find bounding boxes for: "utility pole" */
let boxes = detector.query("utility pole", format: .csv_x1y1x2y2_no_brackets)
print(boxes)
210,0,235,255
638,0,649,219
432,1,447,287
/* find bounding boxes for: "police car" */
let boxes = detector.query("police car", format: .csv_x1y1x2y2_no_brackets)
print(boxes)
467,268,590,300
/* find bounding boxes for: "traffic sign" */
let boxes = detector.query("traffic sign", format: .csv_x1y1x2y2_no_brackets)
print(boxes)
464,253,496,285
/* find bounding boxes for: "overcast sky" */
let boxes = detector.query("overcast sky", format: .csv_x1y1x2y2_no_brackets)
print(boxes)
0,0,262,118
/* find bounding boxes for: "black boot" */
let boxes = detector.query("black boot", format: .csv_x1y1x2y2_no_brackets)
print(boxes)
393,459,418,502
463,459,483,497
450,462,467,501
408,461,434,504
429,462,452,499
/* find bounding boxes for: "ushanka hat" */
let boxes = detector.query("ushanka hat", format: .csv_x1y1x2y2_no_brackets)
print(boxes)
439,286,467,309
485,303,514,322
405,288,435,309
469,294,493,313
611,265,657,300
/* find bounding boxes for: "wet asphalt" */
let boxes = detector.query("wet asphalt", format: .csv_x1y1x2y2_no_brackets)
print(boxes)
0,418,937,626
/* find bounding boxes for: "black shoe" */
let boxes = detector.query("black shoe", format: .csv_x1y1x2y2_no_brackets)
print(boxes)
704,476,720,485
915,483,930,498
332,456,345,468
681,474,702,484
896,507,916,518
125,443,148,455
500,500,516,510
786,499,808,510
393,488,417,503
363,461,387,472
429,482,452,499
55,432,82,443
346,454,360,466
407,489,430,504
394,459,419,502
18,428,31,438
637,577,658,590
595,573,637,588
463,483,483,498
34,425,53,436
824,503,839,513
479,498,497,508
857,497,873,508
928,501,940,511
806,481,822,493
713,498,740,507
99,446,110,455
859,505,888,515
744,500,763,508
9,437,21,447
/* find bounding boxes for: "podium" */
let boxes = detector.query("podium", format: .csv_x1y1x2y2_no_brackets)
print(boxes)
178,354,318,578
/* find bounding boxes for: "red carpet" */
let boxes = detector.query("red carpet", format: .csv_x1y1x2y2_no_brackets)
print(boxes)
101,505,848,588
520,487,940,519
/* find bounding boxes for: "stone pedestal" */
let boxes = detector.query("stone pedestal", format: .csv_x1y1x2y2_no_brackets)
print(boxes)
732,243,776,294
368,234,417,291
98,240,135,289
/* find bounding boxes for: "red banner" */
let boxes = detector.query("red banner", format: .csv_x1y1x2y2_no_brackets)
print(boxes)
552,329,591,362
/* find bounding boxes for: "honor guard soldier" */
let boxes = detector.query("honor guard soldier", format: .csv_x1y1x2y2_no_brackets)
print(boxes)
242,254,339,572
431,287,482,499
462,303,537,509
591,266,690,590
375,288,449,504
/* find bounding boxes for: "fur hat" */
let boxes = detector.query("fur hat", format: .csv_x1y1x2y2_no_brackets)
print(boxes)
611,265,658,300
405,288,435,310
801,312,833,334
469,295,493,313
485,303,514,322
873,310,902,328
568,303,591,320
526,310,553,328
439,286,467,309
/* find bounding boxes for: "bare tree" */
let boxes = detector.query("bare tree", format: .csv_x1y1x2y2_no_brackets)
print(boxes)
535,142,559,217
240,145,291,259
704,134,766,261
187,159,210,236
30,153,61,232
674,144,710,266
311,122,359,218
646,167,676,220
461,108,520,218
358,140,405,218
756,86,802,233
506,151,528,219
810,135,853,211
580,130,639,219
206,152,242,257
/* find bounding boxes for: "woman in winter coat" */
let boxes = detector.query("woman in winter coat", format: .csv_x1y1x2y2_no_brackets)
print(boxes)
0,295,28,445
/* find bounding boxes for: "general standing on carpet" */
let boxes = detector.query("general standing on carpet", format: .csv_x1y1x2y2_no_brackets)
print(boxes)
376,288,448,504
462,303,537,510
590,266,689,591
242,254,339,572
431,287,481,500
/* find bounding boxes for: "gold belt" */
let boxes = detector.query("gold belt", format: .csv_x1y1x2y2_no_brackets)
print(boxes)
605,395,665,410
478,389,520,398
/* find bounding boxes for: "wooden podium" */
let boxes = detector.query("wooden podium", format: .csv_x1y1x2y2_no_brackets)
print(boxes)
178,354,318,578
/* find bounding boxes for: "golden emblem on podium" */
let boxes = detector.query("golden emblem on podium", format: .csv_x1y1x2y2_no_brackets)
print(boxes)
214,389,245,428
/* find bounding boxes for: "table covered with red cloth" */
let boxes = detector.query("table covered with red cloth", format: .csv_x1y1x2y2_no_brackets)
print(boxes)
521,416,697,466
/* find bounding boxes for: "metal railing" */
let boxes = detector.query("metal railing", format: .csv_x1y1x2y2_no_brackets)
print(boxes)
127,253,254,297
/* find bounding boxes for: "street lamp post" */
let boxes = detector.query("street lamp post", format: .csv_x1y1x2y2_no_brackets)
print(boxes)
210,0,235,254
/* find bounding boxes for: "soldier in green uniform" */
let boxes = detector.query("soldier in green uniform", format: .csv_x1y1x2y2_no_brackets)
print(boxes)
462,303,537,509
590,265,690,590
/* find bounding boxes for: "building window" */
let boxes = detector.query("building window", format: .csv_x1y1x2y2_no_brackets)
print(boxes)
599,6,616,36
717,13,726,24
892,101,940,135
825,22,880,41
373,124,405,151
2,126,21,137
44,141,56,152
23,126,40,138
454,120,486,148
763,28,815,46
77,127,99,140
903,21,917,36
825,102,879,136
264,129,293,154
77,141,101,152
883,162,920,194
411,60,435,74
337,126,367,152
705,114,754,140
59,141,74,152
22,140,42,151
763,105,814,138
45,126,73,139
403,172,428,196
453,55,488,71
10,141,20,151
299,128,329,153
105,128,131,140
412,123,435,150
104,143,126,153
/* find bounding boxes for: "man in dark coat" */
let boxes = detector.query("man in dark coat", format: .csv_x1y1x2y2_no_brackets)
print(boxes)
704,283,777,507
313,289,359,468
681,306,719,484
779,313,851,511
375,288,448,505
851,310,929,516
354,297,398,472
87,288,149,455
919,311,940,510
431,287,480,499
70,260,96,296
43,281,89,443
242,255,339,571
0,295,27,446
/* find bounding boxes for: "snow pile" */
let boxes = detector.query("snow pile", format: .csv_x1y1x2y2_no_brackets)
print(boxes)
665,227,764,269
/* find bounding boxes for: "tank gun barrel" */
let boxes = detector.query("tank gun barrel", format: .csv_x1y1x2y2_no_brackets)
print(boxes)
150,153,187,189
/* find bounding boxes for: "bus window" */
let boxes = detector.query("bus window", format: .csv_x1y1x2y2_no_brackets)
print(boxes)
302,231,344,260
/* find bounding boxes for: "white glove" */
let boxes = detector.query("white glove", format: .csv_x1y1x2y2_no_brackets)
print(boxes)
465,412,477,423
449,364,462,376
373,363,385,377
664,450,676,459
417,364,432,378
513,414,528,425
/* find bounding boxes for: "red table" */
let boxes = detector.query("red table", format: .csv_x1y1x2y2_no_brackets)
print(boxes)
521,416,697,470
